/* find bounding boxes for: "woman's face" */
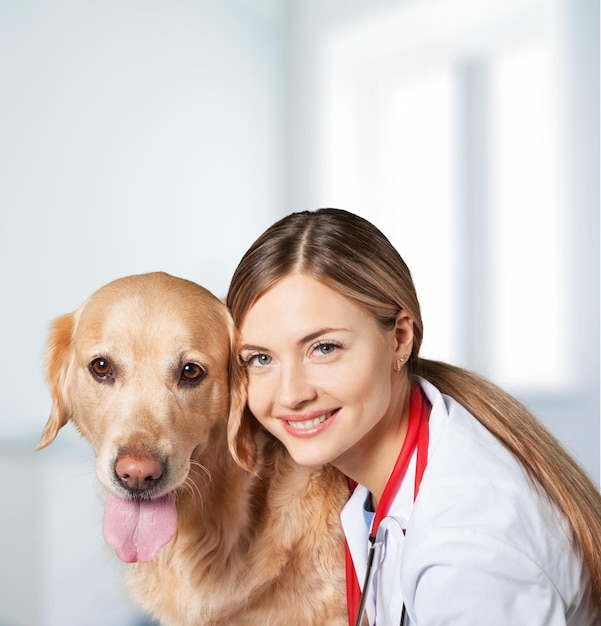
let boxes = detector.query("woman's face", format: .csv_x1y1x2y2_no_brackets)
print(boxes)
239,273,412,475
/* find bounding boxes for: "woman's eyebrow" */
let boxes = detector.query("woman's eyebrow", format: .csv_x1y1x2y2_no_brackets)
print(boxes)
239,343,266,353
299,328,347,345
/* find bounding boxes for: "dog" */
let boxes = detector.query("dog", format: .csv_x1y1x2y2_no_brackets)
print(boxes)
37,272,348,625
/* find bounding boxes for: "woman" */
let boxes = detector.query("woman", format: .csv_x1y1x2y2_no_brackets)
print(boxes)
226,208,601,625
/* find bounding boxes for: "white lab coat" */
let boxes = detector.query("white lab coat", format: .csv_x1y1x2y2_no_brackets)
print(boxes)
342,379,595,626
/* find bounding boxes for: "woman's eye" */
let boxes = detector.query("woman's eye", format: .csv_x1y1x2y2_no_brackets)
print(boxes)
312,341,341,356
180,362,207,384
244,353,272,367
89,357,114,381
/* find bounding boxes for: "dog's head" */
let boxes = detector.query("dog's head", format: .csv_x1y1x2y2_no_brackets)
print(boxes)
37,272,246,561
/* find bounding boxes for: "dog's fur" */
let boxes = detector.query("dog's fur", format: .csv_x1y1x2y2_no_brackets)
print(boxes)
37,272,348,626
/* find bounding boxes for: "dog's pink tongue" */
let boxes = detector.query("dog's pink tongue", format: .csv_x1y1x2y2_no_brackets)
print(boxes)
102,493,177,563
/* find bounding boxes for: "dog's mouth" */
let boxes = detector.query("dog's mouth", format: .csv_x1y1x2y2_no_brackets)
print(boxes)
102,492,177,563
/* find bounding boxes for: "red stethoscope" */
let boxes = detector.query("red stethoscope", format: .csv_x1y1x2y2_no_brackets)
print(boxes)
346,383,430,626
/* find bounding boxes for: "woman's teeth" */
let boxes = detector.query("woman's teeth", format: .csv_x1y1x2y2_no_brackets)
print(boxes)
287,412,331,431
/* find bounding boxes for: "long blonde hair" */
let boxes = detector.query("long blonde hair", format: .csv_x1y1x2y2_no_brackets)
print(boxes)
226,208,601,612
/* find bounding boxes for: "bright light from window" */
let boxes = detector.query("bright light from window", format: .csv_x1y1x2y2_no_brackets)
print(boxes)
489,34,570,391
319,0,570,393
320,58,458,364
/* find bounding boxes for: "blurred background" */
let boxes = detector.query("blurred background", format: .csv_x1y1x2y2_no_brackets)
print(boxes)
0,0,598,624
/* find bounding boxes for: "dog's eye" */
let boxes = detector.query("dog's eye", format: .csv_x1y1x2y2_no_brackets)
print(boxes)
180,362,206,384
89,357,114,382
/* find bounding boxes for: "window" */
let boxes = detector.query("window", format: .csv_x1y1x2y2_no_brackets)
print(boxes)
319,0,570,393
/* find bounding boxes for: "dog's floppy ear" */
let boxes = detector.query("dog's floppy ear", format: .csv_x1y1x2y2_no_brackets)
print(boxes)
36,312,75,450
225,319,258,473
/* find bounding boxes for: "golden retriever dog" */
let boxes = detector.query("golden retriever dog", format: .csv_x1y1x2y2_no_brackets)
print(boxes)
36,272,348,626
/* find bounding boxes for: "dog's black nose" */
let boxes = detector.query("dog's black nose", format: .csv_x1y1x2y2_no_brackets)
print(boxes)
115,455,164,492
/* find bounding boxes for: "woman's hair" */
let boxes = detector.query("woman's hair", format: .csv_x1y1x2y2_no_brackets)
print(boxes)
226,208,601,611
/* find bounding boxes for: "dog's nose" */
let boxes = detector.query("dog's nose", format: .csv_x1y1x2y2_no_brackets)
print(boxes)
115,455,164,492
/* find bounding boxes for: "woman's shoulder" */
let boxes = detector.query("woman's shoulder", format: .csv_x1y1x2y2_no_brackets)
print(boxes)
416,376,578,567
410,378,588,613
419,377,535,487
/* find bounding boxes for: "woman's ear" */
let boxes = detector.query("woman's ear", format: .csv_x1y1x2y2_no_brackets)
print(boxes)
393,308,415,360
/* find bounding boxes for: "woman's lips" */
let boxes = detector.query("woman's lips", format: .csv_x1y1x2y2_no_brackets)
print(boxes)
279,409,339,437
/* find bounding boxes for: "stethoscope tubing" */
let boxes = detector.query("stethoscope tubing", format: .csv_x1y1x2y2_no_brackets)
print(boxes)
354,537,377,626
353,534,407,626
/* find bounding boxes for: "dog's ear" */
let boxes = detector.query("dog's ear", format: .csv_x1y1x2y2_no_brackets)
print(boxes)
36,312,75,450
225,319,258,473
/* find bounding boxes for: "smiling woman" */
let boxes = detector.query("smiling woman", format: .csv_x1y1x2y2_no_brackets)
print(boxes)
227,208,601,626
239,273,412,489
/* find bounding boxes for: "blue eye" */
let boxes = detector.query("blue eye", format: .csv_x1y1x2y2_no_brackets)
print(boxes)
245,353,272,367
312,341,342,356
318,343,336,354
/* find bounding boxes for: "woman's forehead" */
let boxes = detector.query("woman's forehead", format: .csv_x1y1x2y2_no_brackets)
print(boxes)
240,274,376,342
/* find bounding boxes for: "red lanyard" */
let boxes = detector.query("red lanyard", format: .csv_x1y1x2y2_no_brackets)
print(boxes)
345,383,430,626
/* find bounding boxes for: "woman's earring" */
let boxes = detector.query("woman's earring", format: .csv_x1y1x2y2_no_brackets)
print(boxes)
395,354,409,372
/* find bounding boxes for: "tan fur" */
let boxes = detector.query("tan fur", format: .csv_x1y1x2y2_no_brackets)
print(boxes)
37,272,348,626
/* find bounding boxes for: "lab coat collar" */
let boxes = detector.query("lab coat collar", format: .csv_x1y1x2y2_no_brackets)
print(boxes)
341,482,371,582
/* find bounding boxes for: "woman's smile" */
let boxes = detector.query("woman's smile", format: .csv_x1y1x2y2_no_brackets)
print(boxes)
279,408,340,436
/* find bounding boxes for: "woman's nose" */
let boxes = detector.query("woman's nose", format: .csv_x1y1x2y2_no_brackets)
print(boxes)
276,363,317,408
